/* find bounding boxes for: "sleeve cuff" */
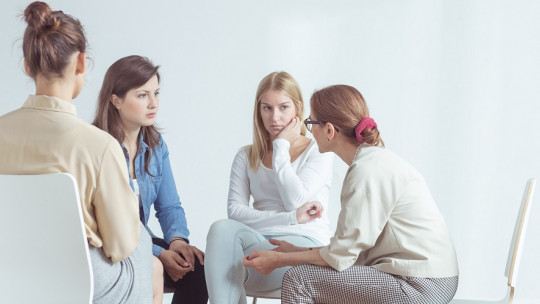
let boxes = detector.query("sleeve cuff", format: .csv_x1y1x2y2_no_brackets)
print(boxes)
153,244,164,257
165,233,190,245
289,210,298,225
318,246,356,271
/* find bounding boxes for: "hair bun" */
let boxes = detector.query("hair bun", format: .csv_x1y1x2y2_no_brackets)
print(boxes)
24,1,57,31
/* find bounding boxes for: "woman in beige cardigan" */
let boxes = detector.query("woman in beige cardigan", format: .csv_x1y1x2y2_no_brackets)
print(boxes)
244,84,459,304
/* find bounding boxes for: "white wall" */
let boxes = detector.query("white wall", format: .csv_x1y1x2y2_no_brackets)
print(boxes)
1,1,539,303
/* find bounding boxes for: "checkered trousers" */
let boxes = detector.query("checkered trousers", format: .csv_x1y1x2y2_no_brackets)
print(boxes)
281,264,458,304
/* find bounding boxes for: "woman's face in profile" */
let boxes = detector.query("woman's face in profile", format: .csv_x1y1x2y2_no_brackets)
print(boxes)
259,89,296,139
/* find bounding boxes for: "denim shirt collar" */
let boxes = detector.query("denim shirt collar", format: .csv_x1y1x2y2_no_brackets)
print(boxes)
121,132,149,163
121,133,148,192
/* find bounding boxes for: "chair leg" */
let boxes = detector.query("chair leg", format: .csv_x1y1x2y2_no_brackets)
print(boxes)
252,297,257,304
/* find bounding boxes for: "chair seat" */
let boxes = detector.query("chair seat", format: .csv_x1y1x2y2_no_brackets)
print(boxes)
247,288,281,299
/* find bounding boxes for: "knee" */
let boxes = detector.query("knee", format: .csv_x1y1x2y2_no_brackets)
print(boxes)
171,261,207,289
192,262,207,284
207,219,236,241
282,267,295,284
282,265,305,289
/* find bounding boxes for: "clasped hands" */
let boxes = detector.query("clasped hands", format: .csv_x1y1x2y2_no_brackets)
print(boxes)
158,238,205,282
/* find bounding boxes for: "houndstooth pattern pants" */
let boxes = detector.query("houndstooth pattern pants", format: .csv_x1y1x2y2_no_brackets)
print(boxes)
281,264,458,304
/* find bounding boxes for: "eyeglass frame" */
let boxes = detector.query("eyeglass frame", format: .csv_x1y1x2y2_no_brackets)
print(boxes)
303,117,340,133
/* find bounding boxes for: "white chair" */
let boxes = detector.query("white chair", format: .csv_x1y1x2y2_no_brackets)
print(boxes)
451,178,536,304
248,289,281,304
0,173,93,304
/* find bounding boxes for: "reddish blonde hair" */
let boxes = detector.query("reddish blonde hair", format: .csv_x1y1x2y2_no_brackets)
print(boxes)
310,85,384,147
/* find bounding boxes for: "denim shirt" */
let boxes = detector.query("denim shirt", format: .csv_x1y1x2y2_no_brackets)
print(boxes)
122,134,190,257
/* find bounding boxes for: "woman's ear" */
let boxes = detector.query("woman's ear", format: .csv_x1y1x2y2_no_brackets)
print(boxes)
110,94,121,109
23,59,32,77
75,52,86,75
325,122,337,141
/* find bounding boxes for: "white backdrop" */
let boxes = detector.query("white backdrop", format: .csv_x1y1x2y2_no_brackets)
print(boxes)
1,1,539,303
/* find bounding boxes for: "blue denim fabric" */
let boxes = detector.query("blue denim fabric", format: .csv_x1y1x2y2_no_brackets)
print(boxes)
122,135,190,257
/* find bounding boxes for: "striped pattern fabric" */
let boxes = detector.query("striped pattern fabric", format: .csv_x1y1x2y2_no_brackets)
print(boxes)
281,264,458,304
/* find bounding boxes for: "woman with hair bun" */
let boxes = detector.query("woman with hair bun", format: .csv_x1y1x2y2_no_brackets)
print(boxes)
244,85,459,304
0,2,159,303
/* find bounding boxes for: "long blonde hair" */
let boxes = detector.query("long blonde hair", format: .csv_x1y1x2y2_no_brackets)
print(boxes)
248,71,306,169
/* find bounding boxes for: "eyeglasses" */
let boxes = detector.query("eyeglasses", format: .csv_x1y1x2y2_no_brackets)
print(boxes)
303,117,328,132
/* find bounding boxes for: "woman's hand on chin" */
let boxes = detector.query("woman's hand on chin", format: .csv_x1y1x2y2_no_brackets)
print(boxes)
276,116,301,144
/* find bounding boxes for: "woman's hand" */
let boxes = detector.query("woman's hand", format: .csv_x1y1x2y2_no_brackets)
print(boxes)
169,238,205,267
158,250,192,282
296,201,323,224
269,238,303,253
276,116,301,144
243,250,283,275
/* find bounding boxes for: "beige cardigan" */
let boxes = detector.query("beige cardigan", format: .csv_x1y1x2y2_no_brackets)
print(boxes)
0,95,140,263
319,144,459,278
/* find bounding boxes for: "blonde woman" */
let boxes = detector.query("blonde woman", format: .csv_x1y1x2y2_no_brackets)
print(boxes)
205,72,334,304
244,85,459,304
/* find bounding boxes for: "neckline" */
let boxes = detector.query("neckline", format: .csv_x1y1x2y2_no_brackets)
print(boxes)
260,138,314,170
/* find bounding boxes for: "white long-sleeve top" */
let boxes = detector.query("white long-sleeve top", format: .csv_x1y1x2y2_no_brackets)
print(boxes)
228,138,333,244
319,144,459,278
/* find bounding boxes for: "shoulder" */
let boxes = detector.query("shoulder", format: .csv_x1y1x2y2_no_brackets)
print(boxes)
89,126,125,156
234,146,250,162
145,133,167,157
229,146,252,171
349,145,421,185
71,124,125,165
157,134,167,150
82,124,121,149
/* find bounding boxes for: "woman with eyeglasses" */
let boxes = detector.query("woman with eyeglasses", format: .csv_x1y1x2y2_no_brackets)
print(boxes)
244,85,459,304
93,55,208,304
205,71,334,304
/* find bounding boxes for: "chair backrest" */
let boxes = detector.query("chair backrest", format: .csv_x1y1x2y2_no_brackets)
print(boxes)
505,178,536,288
0,173,93,304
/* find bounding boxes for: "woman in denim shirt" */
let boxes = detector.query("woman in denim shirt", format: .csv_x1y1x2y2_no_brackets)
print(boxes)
93,55,208,304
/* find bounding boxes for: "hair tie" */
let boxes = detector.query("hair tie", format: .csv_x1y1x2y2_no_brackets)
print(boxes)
355,116,377,143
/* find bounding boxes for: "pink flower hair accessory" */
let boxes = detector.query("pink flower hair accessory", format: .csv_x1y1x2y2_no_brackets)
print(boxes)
355,116,377,143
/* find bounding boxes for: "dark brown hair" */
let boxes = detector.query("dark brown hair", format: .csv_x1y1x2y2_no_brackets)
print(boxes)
310,85,384,147
23,1,87,78
92,55,161,175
